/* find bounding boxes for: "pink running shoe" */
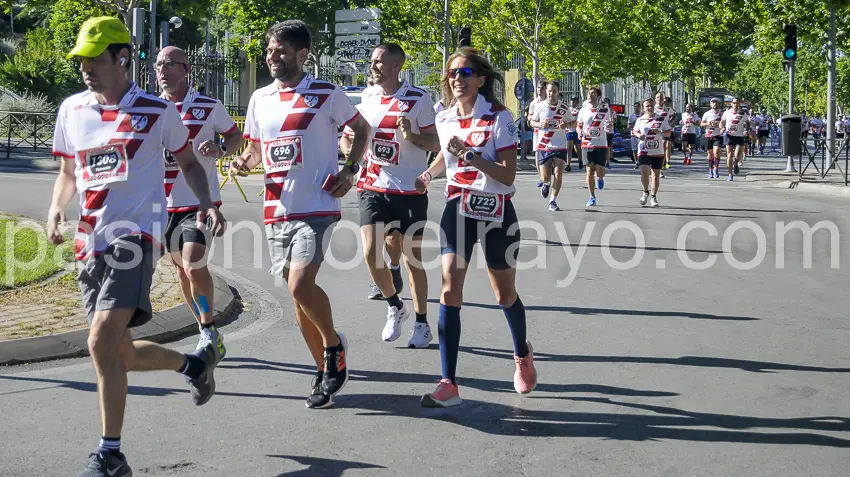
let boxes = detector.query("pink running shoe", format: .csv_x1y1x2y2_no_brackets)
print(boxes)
514,341,538,394
421,379,462,408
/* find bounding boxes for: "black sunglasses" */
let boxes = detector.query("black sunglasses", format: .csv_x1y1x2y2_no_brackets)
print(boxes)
448,67,476,79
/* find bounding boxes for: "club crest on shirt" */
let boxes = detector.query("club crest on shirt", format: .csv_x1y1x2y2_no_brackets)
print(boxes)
192,108,206,120
506,122,517,137
130,115,148,132
397,101,410,112
303,95,319,108
469,131,486,146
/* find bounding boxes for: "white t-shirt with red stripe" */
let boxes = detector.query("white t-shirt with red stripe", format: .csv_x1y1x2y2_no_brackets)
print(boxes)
722,109,749,137
344,82,435,195
435,94,517,200
52,82,189,259
527,98,546,148
565,106,580,133
680,112,700,134
243,74,359,224
702,109,723,137
576,103,613,148
532,100,575,150
633,114,672,156
161,87,237,213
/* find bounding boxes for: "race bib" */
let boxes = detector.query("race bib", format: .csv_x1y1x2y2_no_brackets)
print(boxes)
546,119,560,129
371,138,400,166
646,140,660,150
81,144,128,189
587,127,601,138
163,140,192,171
265,136,304,173
459,189,504,222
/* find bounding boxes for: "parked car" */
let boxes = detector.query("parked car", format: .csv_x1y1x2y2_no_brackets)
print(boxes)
338,86,366,158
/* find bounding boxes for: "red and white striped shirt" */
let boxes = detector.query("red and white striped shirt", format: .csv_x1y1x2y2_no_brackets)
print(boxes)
576,104,613,149
161,87,237,213
52,82,189,259
435,94,517,200
532,100,575,151
243,74,359,224
344,82,435,195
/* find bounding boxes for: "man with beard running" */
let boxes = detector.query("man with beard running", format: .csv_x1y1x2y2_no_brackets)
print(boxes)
230,20,372,408
340,43,438,348
576,87,612,206
701,98,723,179
720,97,750,181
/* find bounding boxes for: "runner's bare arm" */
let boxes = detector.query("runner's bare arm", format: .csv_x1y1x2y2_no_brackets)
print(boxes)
197,127,244,159
231,141,261,176
46,157,76,245
329,115,371,197
416,151,445,193
397,117,440,152
339,131,354,158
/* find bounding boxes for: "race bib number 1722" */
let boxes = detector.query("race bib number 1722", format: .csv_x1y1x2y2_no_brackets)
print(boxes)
459,189,504,222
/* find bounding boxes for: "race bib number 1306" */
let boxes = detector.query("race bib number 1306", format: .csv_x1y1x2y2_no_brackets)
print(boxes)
81,144,128,188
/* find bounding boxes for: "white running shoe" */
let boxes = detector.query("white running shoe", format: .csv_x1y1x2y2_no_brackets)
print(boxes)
382,303,410,342
649,196,659,207
548,200,559,211
407,322,433,348
639,191,649,206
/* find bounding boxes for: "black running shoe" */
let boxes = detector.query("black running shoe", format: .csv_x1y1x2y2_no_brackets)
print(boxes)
306,371,333,409
321,332,349,396
76,450,132,477
186,343,216,406
734,163,740,175
391,267,404,295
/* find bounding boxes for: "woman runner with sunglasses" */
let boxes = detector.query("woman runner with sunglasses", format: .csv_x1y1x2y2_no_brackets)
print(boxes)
415,48,537,407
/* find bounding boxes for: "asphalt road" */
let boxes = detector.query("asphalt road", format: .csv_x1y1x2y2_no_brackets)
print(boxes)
1,152,849,477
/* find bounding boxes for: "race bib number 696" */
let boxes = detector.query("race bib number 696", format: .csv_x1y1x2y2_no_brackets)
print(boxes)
265,136,304,173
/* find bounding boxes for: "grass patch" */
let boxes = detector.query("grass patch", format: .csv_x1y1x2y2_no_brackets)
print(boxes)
0,216,74,290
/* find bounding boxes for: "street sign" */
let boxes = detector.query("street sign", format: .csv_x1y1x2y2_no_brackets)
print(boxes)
335,20,380,35
514,79,534,102
334,34,380,62
335,8,381,22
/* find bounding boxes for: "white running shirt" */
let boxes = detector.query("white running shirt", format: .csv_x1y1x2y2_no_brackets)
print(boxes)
243,74,360,224
344,81,435,195
532,100,575,150
52,82,189,260
633,114,672,156
722,109,749,137
680,112,699,134
161,87,237,213
702,109,723,137
435,94,517,200
576,104,613,149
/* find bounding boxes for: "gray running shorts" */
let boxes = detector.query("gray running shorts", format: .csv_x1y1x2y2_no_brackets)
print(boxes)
266,216,338,276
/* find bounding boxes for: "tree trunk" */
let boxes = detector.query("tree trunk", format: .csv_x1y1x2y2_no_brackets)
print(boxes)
532,53,539,85
687,76,696,107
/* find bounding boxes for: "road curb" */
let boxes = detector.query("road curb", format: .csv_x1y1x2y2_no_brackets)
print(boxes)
0,274,236,366
0,160,60,172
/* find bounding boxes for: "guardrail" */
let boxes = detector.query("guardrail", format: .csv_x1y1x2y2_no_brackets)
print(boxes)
0,111,57,160
798,138,850,185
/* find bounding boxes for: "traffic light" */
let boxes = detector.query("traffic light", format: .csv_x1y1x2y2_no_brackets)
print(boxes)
459,27,472,47
783,24,797,61
139,48,148,61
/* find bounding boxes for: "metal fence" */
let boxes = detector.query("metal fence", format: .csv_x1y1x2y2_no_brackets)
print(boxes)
0,111,56,160
140,47,245,112
797,138,850,185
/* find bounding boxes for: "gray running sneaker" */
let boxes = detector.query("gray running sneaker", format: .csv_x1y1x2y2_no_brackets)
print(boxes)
76,451,132,477
186,344,216,406
367,282,383,300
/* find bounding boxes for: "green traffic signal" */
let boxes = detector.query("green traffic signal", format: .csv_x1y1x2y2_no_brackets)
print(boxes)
783,48,796,60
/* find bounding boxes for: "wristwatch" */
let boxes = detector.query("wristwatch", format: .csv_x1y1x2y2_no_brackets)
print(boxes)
463,150,475,162
218,144,227,155
343,157,361,174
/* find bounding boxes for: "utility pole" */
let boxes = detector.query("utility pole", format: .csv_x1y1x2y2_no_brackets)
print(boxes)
826,0,837,167
148,0,157,92
442,0,450,73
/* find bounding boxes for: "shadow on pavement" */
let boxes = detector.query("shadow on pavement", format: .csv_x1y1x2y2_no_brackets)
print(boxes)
425,298,759,321
530,238,726,255
217,358,678,397
334,393,850,447
269,455,385,476
577,210,760,219
459,346,850,374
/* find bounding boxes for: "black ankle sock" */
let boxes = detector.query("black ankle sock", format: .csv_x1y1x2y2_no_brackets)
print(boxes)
180,353,205,379
201,322,215,329
415,312,427,323
386,293,403,310
97,436,121,453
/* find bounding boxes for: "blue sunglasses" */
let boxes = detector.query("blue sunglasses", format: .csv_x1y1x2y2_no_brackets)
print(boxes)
448,67,476,78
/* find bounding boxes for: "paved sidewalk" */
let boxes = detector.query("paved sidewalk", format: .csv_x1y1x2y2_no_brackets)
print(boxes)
0,258,183,341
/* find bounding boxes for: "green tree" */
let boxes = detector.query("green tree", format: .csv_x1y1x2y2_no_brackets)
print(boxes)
0,28,81,102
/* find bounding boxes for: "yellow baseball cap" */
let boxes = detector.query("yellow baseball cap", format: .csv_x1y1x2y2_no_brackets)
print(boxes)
66,17,131,60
